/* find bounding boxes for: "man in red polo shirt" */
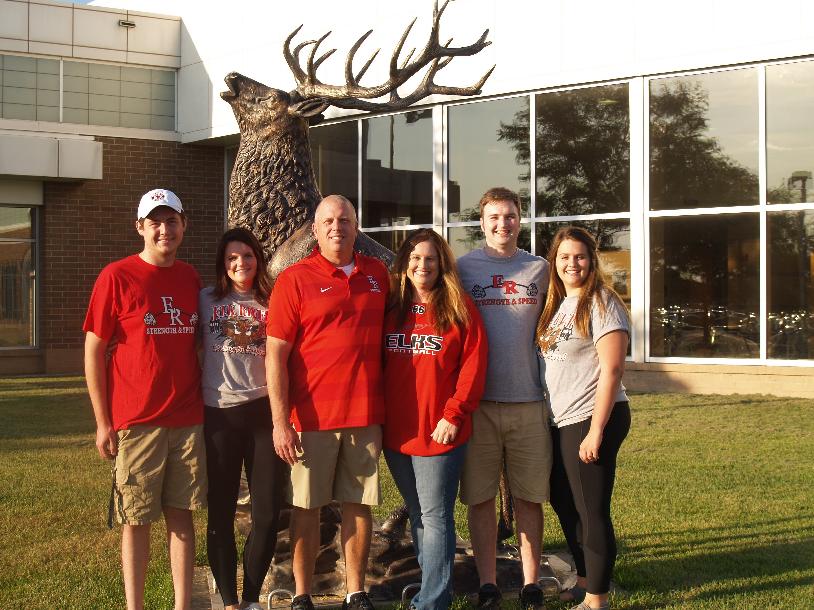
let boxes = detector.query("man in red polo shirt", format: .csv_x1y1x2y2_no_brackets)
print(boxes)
267,194,388,610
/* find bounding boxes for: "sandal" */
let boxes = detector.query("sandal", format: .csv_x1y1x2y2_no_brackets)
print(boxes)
559,585,586,603
569,603,609,610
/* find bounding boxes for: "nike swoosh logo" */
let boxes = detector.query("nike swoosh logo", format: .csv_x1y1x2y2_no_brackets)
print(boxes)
320,287,332,293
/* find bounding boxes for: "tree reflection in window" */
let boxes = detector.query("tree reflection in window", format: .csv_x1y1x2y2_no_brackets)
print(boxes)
533,85,630,216
491,84,630,218
649,71,759,210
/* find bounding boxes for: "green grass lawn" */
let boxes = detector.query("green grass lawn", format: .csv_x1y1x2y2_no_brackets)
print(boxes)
0,378,812,609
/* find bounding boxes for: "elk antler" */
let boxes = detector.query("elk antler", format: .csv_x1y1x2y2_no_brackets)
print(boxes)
284,0,495,111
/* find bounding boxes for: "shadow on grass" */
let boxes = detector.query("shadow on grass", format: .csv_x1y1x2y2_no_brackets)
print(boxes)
622,513,814,546
632,395,796,412
0,376,85,393
618,538,814,608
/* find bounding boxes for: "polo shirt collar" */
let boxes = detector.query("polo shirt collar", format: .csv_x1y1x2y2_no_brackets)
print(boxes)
307,247,364,278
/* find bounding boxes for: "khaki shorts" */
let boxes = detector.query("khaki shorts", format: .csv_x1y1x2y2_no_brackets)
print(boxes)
114,424,207,525
460,401,552,505
288,425,381,509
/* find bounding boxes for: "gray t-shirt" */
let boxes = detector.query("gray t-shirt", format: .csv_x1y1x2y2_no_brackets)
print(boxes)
540,291,629,427
199,287,268,408
457,248,549,402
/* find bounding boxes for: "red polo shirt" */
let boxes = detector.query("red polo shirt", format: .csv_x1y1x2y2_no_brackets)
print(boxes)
267,249,388,432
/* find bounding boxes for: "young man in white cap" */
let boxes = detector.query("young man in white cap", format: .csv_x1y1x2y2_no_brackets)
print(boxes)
84,188,206,610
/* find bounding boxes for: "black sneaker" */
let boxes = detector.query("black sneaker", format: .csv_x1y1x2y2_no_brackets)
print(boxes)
477,583,502,609
292,594,315,610
519,583,547,610
343,591,375,610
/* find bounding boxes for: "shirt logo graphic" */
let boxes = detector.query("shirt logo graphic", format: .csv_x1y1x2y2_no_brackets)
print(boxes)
385,333,444,355
471,275,538,299
320,287,333,293
412,304,426,314
161,296,184,326
367,275,382,293
208,303,266,355
143,296,197,335
219,316,264,348
470,275,539,307
540,311,575,359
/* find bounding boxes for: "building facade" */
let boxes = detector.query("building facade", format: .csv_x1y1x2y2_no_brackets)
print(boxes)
1,0,813,396
0,0,227,373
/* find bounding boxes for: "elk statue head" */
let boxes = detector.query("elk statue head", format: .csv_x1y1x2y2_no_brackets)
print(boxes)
221,0,495,277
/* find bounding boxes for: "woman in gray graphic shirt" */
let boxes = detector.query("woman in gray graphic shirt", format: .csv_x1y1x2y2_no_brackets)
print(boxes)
536,227,631,610
200,227,286,610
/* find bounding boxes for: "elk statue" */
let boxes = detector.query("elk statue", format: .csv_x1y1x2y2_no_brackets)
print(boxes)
220,0,494,278
218,0,530,598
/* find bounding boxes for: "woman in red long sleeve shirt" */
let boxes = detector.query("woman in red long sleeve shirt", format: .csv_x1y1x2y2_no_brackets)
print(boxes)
383,229,488,610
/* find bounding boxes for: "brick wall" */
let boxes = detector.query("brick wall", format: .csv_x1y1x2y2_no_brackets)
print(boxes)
42,136,225,369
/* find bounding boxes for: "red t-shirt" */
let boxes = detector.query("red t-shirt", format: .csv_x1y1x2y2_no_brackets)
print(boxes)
383,298,488,456
83,255,204,430
267,249,388,432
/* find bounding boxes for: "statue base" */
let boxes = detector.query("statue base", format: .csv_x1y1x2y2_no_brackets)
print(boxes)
224,503,569,606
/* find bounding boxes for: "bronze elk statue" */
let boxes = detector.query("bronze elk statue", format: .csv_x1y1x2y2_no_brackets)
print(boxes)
220,0,494,278
219,0,528,596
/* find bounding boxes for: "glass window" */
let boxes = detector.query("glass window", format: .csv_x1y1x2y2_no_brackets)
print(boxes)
536,84,630,217
535,220,631,308
448,96,530,221
650,214,759,358
310,121,358,207
0,207,36,347
0,56,177,130
363,228,412,254
766,61,814,204
767,211,814,359
0,207,33,240
362,110,433,228
36,58,59,122
649,69,758,210
66,61,176,130
447,225,531,259
1,54,37,121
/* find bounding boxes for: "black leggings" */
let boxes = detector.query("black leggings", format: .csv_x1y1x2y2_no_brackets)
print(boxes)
204,397,287,606
549,402,631,594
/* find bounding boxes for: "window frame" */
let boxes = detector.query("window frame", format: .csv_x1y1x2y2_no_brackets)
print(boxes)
307,58,814,366
0,205,38,350
0,52,177,132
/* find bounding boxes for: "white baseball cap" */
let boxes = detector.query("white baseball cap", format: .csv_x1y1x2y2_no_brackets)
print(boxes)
137,188,184,219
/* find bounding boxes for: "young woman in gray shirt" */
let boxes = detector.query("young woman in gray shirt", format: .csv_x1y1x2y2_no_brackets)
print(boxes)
200,227,286,610
537,227,631,610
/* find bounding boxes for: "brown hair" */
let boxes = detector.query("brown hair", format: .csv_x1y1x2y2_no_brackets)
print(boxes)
389,228,470,333
536,226,626,341
478,187,521,218
213,227,272,306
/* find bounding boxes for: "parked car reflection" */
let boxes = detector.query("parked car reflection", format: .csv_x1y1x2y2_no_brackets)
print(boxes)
652,305,759,357
768,310,814,359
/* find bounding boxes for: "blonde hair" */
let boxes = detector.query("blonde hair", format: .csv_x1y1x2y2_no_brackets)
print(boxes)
389,229,470,333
